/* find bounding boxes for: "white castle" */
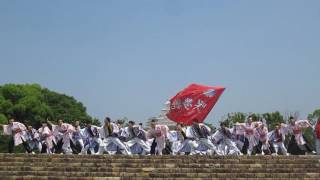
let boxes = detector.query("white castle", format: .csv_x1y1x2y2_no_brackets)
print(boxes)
147,101,177,129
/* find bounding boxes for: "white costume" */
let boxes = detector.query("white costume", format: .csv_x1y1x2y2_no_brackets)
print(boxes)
231,126,246,152
2,122,27,146
122,126,150,155
82,125,100,155
168,128,195,155
268,127,288,155
25,128,42,153
236,121,261,155
52,123,75,154
98,123,130,155
211,127,241,155
287,120,311,145
38,126,54,153
147,125,169,155
255,126,270,154
186,124,217,155
71,125,85,153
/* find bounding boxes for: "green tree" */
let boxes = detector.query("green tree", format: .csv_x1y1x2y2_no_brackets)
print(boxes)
222,112,247,127
204,122,217,133
0,113,7,124
262,111,285,130
0,83,97,127
0,83,100,153
308,109,320,124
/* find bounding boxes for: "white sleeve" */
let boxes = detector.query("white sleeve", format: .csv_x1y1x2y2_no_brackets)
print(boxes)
204,124,212,134
80,128,86,138
2,125,12,135
280,124,290,135
186,127,194,138
51,124,58,133
17,122,27,131
167,131,178,142
112,123,119,133
235,124,245,135
267,131,274,141
66,124,75,133
98,126,105,138
296,120,311,129
121,127,129,138
211,131,223,143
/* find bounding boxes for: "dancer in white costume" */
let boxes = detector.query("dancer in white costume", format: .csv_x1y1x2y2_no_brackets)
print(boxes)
0,119,27,153
123,121,150,155
232,124,246,153
71,121,85,154
50,120,75,154
147,119,169,156
1,119,27,145
255,121,270,155
286,117,313,153
24,125,42,153
235,116,261,155
268,125,289,155
38,122,55,154
98,117,130,155
82,121,100,155
169,123,196,155
211,122,241,155
186,120,217,155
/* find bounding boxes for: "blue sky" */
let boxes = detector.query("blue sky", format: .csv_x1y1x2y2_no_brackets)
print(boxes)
0,1,319,124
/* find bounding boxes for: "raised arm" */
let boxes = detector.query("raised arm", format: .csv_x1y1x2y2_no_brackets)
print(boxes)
292,120,311,129
47,120,55,126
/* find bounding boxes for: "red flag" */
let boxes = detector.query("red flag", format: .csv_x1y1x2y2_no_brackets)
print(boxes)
166,84,225,125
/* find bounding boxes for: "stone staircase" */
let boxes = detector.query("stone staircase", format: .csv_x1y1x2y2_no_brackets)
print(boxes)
0,154,320,180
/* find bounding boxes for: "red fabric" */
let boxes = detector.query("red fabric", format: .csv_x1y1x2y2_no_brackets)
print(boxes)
293,128,301,135
316,121,320,139
14,129,22,133
275,130,283,143
166,84,225,125
245,129,254,135
156,129,162,137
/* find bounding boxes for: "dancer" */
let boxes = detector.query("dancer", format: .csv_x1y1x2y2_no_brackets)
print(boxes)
186,119,217,155
147,119,169,155
0,119,27,153
50,120,75,154
38,122,55,154
123,121,150,155
212,122,241,155
98,117,130,155
24,125,42,153
82,121,100,155
269,124,288,155
169,123,196,155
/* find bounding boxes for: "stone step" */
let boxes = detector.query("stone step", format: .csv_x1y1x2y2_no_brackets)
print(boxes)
0,166,319,173
1,162,319,169
0,171,320,178
2,157,320,164
1,154,319,179
0,154,318,160
2,177,320,180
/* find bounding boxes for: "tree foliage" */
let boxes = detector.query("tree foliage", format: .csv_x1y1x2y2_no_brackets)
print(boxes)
308,109,320,124
0,83,100,128
222,111,286,129
222,112,247,127
262,111,285,130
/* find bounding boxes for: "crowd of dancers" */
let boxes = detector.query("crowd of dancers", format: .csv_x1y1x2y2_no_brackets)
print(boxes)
1,116,320,156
